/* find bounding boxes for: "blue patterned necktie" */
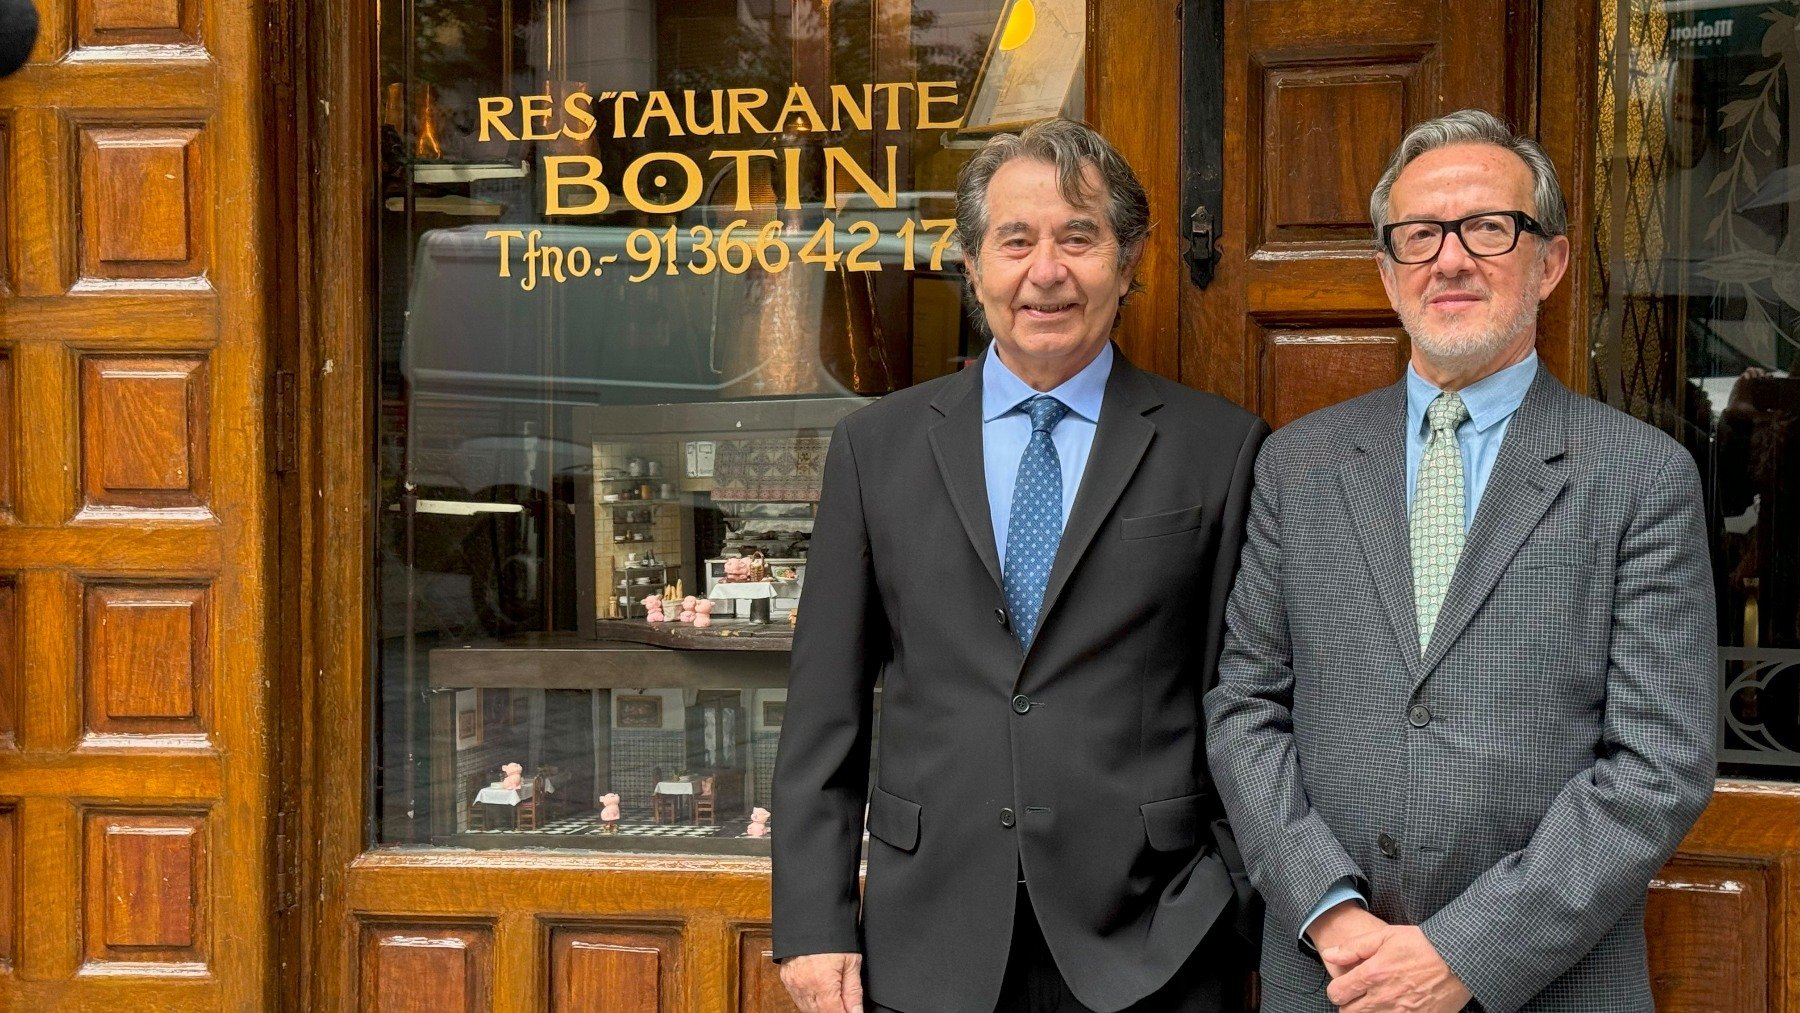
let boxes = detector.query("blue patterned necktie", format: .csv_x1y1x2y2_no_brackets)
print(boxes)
1003,395,1071,649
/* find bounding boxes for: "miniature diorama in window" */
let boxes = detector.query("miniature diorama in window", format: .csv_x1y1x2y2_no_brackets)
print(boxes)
438,684,786,847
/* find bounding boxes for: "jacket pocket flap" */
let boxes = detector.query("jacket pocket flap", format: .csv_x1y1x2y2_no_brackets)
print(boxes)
867,786,921,852
1121,503,1206,540
1511,538,1600,569
1140,792,1203,852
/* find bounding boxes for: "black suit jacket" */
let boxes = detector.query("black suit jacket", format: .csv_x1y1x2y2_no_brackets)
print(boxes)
771,349,1268,1012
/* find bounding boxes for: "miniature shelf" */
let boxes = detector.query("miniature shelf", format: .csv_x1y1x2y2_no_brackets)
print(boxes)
427,631,791,691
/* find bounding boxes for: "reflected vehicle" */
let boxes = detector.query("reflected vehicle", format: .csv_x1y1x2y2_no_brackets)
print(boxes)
396,214,967,638
399,429,593,637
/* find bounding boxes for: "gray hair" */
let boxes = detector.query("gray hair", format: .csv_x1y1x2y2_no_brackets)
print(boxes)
1369,109,1568,246
954,118,1150,273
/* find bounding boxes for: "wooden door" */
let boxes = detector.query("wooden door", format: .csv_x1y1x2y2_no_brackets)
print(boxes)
0,0,275,1009
1177,0,1541,414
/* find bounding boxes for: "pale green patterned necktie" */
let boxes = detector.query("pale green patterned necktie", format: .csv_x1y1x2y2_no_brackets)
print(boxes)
1411,391,1470,649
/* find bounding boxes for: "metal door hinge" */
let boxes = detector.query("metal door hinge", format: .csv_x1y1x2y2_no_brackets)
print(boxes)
273,370,298,475
1187,204,1218,286
1181,0,1224,290
274,803,299,914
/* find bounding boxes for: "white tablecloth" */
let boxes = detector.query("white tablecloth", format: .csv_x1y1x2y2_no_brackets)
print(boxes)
653,780,695,796
475,783,533,806
707,580,801,601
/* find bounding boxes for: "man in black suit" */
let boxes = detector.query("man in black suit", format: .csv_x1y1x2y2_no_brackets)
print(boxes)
772,118,1269,1013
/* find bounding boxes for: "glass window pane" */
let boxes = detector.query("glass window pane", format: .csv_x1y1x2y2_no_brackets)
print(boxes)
374,0,1086,849
1590,1,1799,780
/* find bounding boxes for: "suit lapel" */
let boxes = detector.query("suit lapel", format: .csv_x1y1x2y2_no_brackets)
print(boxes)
1032,354,1160,651
1339,381,1424,678
1416,368,1570,682
928,360,1004,593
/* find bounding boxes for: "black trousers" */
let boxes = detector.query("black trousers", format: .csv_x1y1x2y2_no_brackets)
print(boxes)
873,882,1244,1013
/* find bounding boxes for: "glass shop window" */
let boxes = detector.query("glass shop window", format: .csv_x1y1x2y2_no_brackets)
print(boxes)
375,0,1087,850
1591,0,1799,780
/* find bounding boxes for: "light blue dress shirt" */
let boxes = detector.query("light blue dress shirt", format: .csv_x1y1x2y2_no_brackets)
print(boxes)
1300,352,1538,944
983,344,1111,571
1404,352,1540,530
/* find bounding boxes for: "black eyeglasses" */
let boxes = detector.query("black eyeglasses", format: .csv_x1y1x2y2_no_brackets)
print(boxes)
1380,210,1551,264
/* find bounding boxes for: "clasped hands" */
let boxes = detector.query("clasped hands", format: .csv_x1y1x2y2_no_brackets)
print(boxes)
1308,902,1472,1013
780,951,864,1013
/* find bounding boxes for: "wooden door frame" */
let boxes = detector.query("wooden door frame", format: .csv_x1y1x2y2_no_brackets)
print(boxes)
285,0,372,1002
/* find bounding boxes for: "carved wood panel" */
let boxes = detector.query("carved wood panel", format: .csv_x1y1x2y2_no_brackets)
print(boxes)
76,0,199,49
548,924,681,1012
76,125,208,284
82,810,207,969
1260,63,1416,246
1647,859,1768,1010
0,0,272,1006
1646,785,1800,1013
736,928,796,1012
359,923,492,1013
0,351,11,515
0,577,15,743
78,355,209,515
1259,328,1407,428
83,582,210,741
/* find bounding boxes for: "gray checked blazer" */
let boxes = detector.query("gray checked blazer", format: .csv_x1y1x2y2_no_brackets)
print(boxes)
1204,367,1717,1013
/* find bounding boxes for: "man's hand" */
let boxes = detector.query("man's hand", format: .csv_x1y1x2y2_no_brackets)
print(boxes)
1307,901,1388,977
779,952,864,1013
1321,926,1470,1012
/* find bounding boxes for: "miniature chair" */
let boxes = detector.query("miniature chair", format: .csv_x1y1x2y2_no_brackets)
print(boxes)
536,765,562,821
466,771,491,831
693,776,717,825
515,774,546,831
652,787,679,824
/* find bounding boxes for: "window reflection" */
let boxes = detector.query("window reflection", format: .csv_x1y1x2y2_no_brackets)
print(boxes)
376,0,1082,847
1592,0,1799,779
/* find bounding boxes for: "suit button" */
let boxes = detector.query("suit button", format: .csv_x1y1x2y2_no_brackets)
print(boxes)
1011,694,1031,714
995,608,1009,628
1000,808,1016,828
1408,704,1432,727
1378,832,1399,858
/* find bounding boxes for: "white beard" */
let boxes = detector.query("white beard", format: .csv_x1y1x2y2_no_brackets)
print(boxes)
1398,258,1543,373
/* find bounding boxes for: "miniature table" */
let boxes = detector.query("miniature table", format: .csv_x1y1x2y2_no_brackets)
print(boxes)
708,580,802,624
475,782,534,806
652,779,695,823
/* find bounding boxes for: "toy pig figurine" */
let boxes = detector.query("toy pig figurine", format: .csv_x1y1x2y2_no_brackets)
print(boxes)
693,599,716,628
500,762,523,790
679,594,698,623
598,792,621,832
723,557,750,582
641,594,666,623
746,807,771,837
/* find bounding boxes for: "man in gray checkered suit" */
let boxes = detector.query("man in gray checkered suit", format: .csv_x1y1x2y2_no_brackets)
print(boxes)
1204,109,1717,1012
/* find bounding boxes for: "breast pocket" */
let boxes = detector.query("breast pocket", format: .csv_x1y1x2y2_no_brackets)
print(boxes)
1120,502,1206,540
1511,538,1600,570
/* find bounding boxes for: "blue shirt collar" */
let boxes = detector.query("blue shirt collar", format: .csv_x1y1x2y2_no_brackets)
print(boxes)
1406,351,1538,437
982,343,1113,424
